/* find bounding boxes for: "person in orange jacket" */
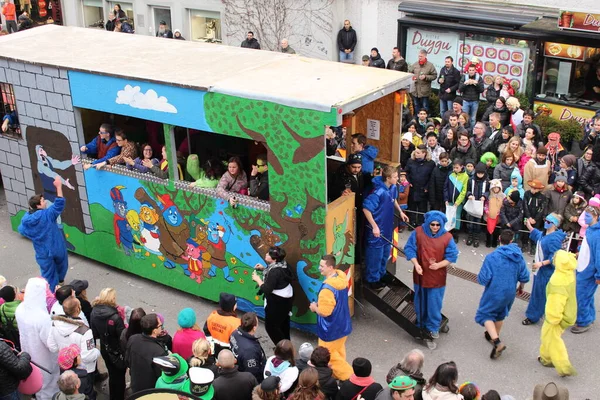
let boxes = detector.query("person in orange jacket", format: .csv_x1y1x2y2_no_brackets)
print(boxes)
1,0,17,33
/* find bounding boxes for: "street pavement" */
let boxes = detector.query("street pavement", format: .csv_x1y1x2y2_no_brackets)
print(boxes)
1,190,598,399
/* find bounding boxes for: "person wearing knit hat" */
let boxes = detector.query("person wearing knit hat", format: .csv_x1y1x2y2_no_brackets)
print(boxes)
368,48,385,68
557,154,577,190
204,293,240,356
523,145,550,191
0,284,21,346
546,175,572,221
476,229,529,359
172,308,205,360
499,189,523,238
400,133,416,170
296,342,314,372
538,250,577,376
571,204,600,334
375,375,417,400
522,213,566,327
545,132,566,181
57,344,96,400
522,178,550,255
338,358,383,400
465,162,489,248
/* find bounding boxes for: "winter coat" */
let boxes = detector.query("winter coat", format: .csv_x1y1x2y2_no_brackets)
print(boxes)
230,328,266,383
458,73,484,101
579,161,600,196
358,145,379,174
216,171,249,199
493,163,516,191
516,122,541,139
259,261,293,309
444,171,469,205
523,191,548,229
241,38,260,49
387,57,408,72
126,333,169,393
475,243,530,325
264,356,299,394
409,61,437,97
15,278,60,400
421,385,464,400
428,164,452,205
503,169,525,199
337,377,383,400
315,365,338,400
381,366,425,400
337,27,357,51
249,171,269,200
466,175,489,201
405,153,435,203
0,340,32,396
90,304,125,369
172,328,205,361
563,199,586,233
544,187,572,217
471,136,494,161
499,198,523,231
427,144,445,165
213,366,258,400
449,144,477,165
48,315,100,373
18,197,67,261
68,367,95,400
368,54,385,69
438,66,461,101
523,159,551,191
54,393,86,400
481,105,510,127
485,84,502,105
328,165,367,205
400,143,415,169
127,157,159,173
0,300,20,329
579,130,600,150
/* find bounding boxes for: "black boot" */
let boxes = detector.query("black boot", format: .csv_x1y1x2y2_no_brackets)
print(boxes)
473,236,480,248
486,235,492,248
466,233,473,246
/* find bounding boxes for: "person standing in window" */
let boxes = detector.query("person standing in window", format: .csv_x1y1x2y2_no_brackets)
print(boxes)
1,0,17,34
144,146,183,180
217,157,249,204
93,129,137,169
156,21,173,38
241,31,260,49
113,4,126,20
250,154,269,201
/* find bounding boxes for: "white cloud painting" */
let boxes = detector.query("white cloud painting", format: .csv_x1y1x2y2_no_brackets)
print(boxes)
115,85,178,114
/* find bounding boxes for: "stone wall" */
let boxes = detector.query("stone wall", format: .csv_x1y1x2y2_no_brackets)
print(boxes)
0,58,93,233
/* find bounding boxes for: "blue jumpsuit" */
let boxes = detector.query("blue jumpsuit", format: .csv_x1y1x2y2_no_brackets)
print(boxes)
525,229,566,323
576,222,600,327
475,243,530,325
18,197,68,292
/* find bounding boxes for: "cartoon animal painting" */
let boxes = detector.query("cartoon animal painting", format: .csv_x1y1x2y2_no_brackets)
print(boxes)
134,188,190,275
182,238,206,283
249,226,281,259
126,210,144,258
332,211,354,267
206,220,233,282
110,186,135,256
138,202,162,255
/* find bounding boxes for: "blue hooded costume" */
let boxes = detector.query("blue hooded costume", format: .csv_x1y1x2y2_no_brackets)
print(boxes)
404,211,459,334
503,169,524,199
358,145,379,174
576,221,600,327
18,197,68,292
525,227,566,323
363,175,398,283
475,243,530,325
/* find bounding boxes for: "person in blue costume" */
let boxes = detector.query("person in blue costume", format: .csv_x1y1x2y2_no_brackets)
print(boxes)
18,176,68,292
475,230,530,359
363,166,408,289
404,210,459,349
522,212,566,325
571,205,600,334
351,133,379,174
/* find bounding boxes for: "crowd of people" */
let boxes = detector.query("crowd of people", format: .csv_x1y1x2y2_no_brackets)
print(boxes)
0,0,34,35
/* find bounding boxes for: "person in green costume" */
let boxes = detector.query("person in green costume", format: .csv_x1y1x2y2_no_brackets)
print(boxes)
187,156,226,189
153,353,189,391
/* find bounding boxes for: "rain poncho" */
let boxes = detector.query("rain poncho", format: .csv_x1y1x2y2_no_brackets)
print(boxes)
525,228,566,323
575,221,600,326
475,243,530,325
539,250,577,376
15,278,59,400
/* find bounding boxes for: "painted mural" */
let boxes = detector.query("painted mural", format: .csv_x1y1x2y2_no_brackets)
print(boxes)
9,71,349,331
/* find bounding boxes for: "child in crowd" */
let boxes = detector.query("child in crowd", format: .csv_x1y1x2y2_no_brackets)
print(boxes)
465,163,489,248
518,144,535,177
544,176,572,217
563,191,586,252
503,169,524,199
398,171,410,231
465,159,476,178
444,158,469,242
58,344,96,400
485,179,505,248
480,152,498,181
428,152,452,212
499,191,523,242
459,382,481,400
405,121,423,147
400,133,416,170
557,154,577,191
522,179,548,255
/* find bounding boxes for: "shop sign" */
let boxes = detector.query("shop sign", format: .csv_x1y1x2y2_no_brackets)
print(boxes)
406,28,460,90
534,101,597,126
558,10,600,33
544,42,586,61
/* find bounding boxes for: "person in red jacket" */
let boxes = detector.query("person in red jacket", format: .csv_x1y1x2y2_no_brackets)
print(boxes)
1,0,17,33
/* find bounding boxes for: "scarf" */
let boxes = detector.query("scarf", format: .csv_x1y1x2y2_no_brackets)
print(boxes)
349,374,376,387
553,183,567,193
419,57,428,66
456,141,471,153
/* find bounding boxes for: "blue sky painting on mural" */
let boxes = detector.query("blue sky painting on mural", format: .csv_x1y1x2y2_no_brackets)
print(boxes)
68,71,211,131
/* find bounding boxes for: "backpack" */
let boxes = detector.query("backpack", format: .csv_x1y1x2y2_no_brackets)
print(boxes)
0,305,21,351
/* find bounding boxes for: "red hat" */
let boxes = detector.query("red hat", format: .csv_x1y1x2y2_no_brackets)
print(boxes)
158,194,175,210
58,344,80,370
548,132,561,142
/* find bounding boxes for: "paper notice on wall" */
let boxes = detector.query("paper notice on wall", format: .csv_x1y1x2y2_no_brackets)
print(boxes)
366,119,380,140
405,28,460,90
460,39,530,94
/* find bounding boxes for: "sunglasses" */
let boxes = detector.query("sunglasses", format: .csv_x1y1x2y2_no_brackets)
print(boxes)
430,223,441,227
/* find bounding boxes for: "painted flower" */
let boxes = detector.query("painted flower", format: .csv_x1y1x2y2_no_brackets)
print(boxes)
243,270,249,275
230,257,237,265
234,269,239,275
239,278,244,284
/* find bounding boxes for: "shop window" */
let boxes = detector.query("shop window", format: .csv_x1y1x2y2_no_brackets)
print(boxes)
152,6,171,35
189,9,221,43
1,83,21,139
82,0,104,28
111,2,134,29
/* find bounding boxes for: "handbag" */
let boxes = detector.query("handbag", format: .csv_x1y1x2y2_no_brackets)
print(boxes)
445,205,457,231
464,199,484,218
18,363,43,395
103,318,126,370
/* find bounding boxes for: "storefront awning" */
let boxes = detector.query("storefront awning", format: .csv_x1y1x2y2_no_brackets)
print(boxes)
398,16,541,39
521,17,600,46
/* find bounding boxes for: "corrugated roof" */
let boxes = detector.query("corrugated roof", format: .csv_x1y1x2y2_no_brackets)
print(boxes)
0,25,413,113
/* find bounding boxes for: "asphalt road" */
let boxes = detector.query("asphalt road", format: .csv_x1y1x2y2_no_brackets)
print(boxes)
1,190,598,400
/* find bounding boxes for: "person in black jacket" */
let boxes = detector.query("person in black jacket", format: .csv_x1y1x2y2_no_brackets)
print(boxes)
428,153,452,212
105,12,116,31
337,358,382,400
368,48,385,69
156,21,173,38
465,163,489,248
459,64,484,128
249,154,269,201
405,145,435,227
125,313,169,393
90,288,126,400
241,31,260,49
337,20,357,63
437,56,461,116
309,346,338,400
213,350,258,400
387,47,407,72
230,312,266,383
522,179,548,254
252,246,293,346
579,116,600,150
0,339,32,400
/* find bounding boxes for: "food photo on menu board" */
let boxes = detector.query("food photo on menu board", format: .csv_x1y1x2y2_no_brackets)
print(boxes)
459,40,529,93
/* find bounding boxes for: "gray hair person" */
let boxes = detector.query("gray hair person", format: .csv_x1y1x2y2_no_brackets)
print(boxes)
385,349,426,400
57,370,84,399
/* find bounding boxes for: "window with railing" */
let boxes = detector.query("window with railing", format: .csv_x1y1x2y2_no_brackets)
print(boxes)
1,83,21,139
